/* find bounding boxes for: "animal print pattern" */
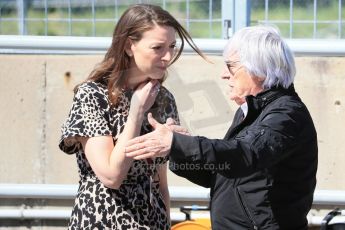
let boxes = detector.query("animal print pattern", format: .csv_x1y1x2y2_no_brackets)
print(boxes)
59,81,180,229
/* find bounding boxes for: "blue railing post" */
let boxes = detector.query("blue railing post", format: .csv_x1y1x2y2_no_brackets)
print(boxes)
16,0,27,35
235,0,250,31
221,0,233,39
222,0,250,39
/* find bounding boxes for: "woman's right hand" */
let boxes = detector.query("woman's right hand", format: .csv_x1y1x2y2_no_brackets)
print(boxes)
129,80,160,120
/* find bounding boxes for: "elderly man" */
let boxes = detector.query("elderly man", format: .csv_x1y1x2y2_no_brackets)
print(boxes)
125,26,318,230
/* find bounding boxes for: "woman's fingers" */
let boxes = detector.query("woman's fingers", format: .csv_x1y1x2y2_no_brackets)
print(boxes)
150,81,160,95
142,79,159,96
130,80,161,114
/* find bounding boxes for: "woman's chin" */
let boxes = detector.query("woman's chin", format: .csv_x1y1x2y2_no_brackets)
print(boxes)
148,75,164,81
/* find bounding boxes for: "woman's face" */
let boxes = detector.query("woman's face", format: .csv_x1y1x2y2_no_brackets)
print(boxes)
221,52,264,105
126,24,176,87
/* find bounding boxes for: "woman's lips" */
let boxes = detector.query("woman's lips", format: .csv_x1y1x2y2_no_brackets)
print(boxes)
157,66,167,71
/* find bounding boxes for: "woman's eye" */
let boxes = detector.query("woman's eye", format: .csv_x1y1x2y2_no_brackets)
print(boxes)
152,46,161,50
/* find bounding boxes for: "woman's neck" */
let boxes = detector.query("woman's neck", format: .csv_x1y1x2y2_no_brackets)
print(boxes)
125,69,148,90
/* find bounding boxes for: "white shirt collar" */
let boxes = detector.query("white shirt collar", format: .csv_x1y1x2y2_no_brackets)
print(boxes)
240,102,248,118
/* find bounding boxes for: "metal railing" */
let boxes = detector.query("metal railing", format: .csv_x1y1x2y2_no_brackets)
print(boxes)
0,184,209,201
1,35,345,56
0,184,345,226
257,0,344,39
1,0,344,39
0,0,225,38
0,184,210,222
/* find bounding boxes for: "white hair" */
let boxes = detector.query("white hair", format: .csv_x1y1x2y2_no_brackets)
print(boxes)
223,25,296,89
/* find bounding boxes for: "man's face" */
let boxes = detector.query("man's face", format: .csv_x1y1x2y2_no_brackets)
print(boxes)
221,52,264,105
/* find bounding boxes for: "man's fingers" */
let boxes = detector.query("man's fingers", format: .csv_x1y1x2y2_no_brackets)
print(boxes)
125,120,172,159
126,136,139,145
165,117,176,126
169,125,189,134
125,147,147,157
125,138,160,156
125,145,159,159
180,131,191,136
125,142,148,155
133,152,156,160
126,133,150,147
148,113,161,130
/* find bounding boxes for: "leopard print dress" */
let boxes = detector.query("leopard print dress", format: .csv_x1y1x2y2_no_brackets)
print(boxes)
59,81,179,229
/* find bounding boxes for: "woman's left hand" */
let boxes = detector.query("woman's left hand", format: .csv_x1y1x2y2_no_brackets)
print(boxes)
129,80,160,118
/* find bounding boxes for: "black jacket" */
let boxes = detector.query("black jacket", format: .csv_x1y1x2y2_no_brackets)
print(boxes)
169,86,318,230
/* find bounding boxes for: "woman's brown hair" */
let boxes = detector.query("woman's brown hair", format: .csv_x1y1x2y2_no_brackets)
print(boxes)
77,4,207,106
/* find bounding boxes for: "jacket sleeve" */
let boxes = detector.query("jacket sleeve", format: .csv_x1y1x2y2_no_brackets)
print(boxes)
169,104,315,178
169,133,216,188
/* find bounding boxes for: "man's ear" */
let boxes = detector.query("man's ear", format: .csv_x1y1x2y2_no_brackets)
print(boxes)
125,39,133,57
248,71,265,83
256,76,266,83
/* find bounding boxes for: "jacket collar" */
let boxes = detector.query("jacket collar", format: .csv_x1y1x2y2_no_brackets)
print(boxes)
224,84,298,140
245,84,297,116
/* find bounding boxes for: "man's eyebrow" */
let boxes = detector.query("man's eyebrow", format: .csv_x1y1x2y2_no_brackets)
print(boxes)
225,60,240,65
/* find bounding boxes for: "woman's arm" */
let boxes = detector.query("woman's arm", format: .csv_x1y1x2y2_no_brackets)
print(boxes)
80,113,143,189
80,80,160,189
158,162,170,222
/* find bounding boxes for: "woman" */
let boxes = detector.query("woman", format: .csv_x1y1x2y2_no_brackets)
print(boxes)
59,4,207,229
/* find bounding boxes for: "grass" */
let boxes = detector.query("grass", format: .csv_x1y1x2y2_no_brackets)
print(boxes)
0,1,344,38
251,1,345,38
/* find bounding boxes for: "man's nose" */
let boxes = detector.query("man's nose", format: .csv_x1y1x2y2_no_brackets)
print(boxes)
221,66,231,80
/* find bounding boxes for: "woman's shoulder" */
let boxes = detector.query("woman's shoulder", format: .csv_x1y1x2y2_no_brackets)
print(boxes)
77,81,107,92
75,81,108,97
158,86,175,101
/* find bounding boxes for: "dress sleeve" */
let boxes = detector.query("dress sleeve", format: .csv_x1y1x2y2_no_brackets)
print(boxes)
166,94,180,125
59,83,112,154
145,86,180,165
154,86,180,125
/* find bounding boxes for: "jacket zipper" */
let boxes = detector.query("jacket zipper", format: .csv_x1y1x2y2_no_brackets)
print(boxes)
235,187,259,230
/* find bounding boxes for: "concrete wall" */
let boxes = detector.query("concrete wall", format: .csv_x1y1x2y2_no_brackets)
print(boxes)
0,54,344,189
0,54,345,229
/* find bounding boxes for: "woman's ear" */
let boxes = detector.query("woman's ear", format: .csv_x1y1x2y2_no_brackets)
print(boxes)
125,39,133,57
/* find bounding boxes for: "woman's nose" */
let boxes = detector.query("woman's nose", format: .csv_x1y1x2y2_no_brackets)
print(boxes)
162,49,173,62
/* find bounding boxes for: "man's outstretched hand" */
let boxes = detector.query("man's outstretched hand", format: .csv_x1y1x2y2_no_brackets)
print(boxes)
125,113,189,160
